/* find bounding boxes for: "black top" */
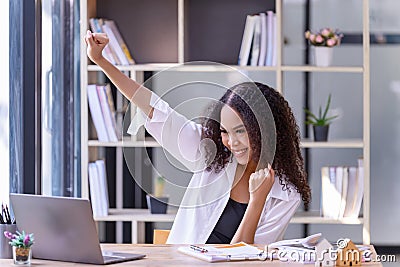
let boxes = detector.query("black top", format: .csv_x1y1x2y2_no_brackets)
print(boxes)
206,198,248,244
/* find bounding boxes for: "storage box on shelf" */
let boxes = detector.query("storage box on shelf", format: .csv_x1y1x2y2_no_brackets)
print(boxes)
80,0,370,244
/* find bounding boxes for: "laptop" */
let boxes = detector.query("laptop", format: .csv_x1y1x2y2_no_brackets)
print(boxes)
10,193,145,264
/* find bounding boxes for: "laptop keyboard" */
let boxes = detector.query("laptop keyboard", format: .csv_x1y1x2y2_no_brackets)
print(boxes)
103,255,124,262
102,252,128,259
102,251,145,264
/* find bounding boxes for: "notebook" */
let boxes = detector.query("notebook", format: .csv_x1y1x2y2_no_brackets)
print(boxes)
178,242,268,262
10,193,145,265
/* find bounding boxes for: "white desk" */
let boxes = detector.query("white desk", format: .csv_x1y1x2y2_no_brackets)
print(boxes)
0,244,384,266
94,209,176,243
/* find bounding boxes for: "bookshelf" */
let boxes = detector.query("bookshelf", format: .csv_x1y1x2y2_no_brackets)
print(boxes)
80,0,370,244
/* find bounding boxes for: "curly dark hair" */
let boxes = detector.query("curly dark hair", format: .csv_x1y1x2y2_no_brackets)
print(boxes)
201,82,311,205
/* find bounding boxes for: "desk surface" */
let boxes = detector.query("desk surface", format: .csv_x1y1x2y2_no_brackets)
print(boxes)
0,244,384,266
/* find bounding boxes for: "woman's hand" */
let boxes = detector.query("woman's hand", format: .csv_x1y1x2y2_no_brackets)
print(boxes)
84,30,109,64
231,165,275,244
249,165,274,204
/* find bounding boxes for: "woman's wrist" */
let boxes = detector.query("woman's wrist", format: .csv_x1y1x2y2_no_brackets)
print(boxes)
93,56,108,66
248,196,266,207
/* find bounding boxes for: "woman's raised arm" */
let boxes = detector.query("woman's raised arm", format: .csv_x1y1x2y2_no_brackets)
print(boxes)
84,30,154,118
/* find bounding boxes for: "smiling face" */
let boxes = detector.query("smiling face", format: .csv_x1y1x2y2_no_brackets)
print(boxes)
220,105,252,166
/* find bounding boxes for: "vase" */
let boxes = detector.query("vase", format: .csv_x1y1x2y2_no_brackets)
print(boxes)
313,47,333,67
146,195,169,214
12,247,32,265
313,125,329,142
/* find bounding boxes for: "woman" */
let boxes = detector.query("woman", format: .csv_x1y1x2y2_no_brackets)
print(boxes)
85,30,311,244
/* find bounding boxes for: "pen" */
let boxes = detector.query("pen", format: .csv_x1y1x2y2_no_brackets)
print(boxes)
1,204,6,224
223,252,267,261
5,205,11,224
1,204,13,224
190,245,208,253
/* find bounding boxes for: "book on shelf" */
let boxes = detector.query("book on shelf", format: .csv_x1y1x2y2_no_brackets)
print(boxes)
271,12,277,66
249,15,261,66
104,20,135,65
344,158,364,218
89,18,117,65
87,84,109,142
104,84,123,140
333,166,347,218
99,19,130,66
88,160,109,217
178,242,267,262
321,166,336,218
343,166,358,217
265,10,275,66
238,10,276,66
338,167,349,218
95,159,109,216
97,18,122,65
238,15,257,66
87,84,120,142
96,85,118,142
257,12,267,66
88,163,100,216
321,162,363,219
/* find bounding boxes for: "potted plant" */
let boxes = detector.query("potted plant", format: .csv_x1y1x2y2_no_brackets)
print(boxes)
4,230,34,265
304,94,338,142
305,28,344,66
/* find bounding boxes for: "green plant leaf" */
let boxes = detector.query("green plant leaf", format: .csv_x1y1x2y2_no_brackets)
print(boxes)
325,115,339,124
315,121,325,126
322,94,332,120
303,94,337,126
304,109,318,120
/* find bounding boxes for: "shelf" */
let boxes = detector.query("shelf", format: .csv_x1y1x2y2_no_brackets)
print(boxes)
94,208,176,222
282,65,363,73
88,63,279,72
300,139,363,148
176,65,279,72
291,211,363,225
88,137,161,148
88,64,363,73
87,63,180,72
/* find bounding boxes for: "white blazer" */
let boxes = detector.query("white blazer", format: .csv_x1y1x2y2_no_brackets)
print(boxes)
128,92,300,244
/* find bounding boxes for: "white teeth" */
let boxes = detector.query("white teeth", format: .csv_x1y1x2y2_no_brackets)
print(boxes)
232,148,247,156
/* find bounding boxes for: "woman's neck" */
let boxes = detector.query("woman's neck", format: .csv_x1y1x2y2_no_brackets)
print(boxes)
237,161,257,176
230,162,257,203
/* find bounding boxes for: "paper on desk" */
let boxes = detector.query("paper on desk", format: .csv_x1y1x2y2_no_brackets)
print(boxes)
178,242,268,262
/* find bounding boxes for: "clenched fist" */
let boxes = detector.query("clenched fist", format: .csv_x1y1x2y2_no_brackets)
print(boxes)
84,30,109,64
249,165,274,204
